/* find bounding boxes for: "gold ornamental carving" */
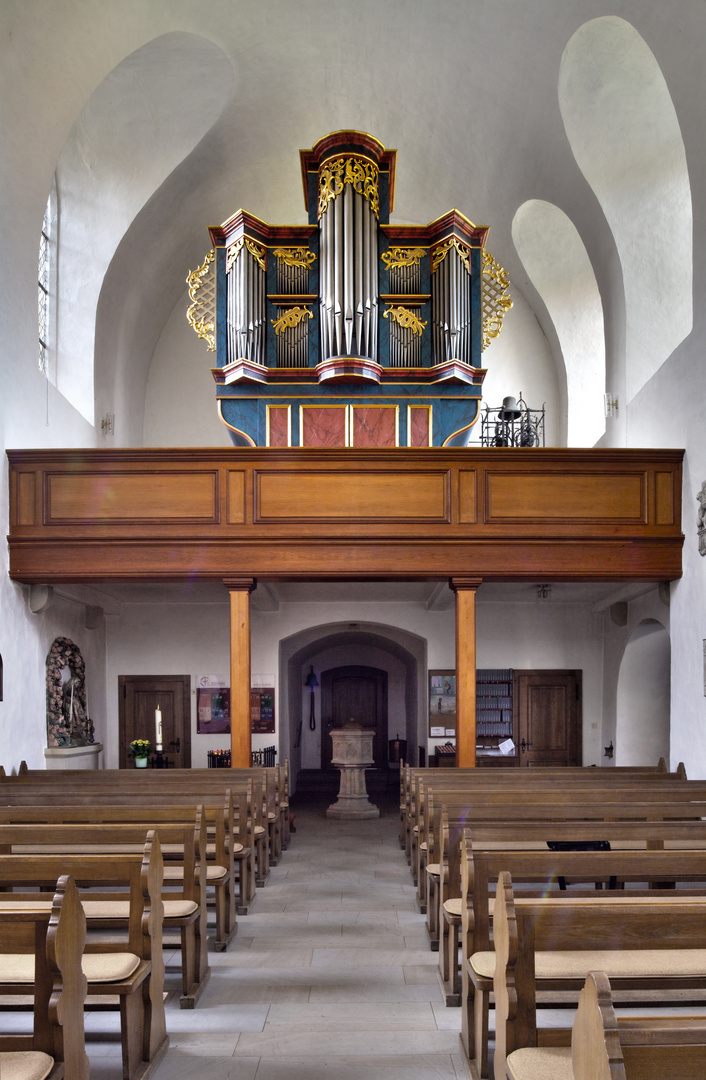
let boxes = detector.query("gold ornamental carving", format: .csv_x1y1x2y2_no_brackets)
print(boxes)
185,249,216,352
481,250,513,350
380,247,426,271
273,247,317,270
431,237,470,275
318,156,380,219
226,237,267,274
271,306,313,336
383,306,427,337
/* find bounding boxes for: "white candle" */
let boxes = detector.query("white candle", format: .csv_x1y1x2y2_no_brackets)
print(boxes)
155,706,163,751
69,680,74,724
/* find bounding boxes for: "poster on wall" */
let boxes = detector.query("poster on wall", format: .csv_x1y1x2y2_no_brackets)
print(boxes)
428,670,456,736
196,675,231,734
251,688,275,734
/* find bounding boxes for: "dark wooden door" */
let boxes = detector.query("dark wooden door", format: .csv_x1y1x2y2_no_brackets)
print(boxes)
514,670,581,768
118,675,191,769
320,665,387,770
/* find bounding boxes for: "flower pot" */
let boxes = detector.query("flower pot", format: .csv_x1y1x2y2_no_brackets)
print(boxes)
134,756,148,768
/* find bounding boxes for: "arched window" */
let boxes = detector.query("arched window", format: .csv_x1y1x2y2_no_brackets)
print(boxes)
37,178,57,380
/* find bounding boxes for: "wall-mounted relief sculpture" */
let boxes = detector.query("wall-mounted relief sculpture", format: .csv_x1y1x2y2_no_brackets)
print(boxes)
45,637,94,747
697,481,706,556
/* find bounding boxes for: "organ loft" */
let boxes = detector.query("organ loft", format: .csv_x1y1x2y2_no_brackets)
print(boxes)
186,131,513,449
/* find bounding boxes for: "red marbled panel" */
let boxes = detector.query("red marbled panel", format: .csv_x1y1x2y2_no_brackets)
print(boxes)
409,407,431,447
352,407,397,448
301,406,347,448
268,407,290,448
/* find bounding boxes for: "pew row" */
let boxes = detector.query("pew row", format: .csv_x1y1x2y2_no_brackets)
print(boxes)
0,874,89,1080
489,871,706,1080
0,837,169,1080
0,818,208,1008
506,969,706,1080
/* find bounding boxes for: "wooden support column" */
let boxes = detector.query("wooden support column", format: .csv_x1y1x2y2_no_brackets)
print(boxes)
225,578,256,767
451,577,482,768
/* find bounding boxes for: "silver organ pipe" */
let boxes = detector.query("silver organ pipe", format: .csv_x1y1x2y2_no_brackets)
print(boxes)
319,180,378,362
227,242,266,364
431,244,471,364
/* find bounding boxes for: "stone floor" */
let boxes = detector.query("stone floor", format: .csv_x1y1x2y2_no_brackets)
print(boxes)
6,788,705,1078
143,789,465,1080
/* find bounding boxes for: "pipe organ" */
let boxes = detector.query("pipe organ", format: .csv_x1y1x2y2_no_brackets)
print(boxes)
187,132,512,448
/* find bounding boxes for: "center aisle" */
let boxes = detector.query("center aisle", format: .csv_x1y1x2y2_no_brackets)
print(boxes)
153,793,463,1080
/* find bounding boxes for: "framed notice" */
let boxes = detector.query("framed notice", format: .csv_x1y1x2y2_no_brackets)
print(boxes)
196,675,230,734
251,688,275,734
429,670,456,735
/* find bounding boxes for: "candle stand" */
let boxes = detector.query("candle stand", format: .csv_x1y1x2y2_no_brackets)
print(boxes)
149,750,172,769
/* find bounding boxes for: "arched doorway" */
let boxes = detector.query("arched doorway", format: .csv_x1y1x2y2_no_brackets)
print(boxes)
615,618,670,765
278,622,426,791
320,665,388,770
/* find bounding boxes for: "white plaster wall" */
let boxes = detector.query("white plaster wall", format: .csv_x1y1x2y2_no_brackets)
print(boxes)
615,620,670,766
102,594,606,770
144,288,231,447
476,599,604,764
105,601,231,768
472,287,561,447
0,587,107,774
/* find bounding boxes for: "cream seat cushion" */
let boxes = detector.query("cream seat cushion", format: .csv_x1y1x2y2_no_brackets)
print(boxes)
163,864,227,882
470,948,706,980
506,1046,573,1080
0,1050,55,1080
2,952,140,983
82,899,197,919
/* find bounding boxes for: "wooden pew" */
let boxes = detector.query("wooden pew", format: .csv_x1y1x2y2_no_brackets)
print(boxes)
415,780,706,910
5,770,269,890
0,790,249,937
0,836,169,1080
0,874,89,1080
434,800,706,1008
0,817,209,1008
11,763,283,880
461,838,706,1077
400,761,686,861
491,870,706,1080
506,969,706,1080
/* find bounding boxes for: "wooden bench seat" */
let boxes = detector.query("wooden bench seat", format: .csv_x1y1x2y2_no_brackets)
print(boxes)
0,817,209,1008
491,871,706,1080
0,784,260,910
0,840,168,1080
0,874,89,1080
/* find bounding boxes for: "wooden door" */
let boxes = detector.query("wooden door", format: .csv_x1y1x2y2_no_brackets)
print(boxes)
118,675,191,769
514,670,581,768
320,665,387,770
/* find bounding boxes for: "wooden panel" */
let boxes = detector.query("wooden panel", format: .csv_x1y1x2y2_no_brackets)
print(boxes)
408,406,431,448
655,471,674,525
46,471,219,523
300,406,346,448
351,406,397,448
255,470,449,521
487,471,644,522
226,471,246,524
459,470,476,524
17,472,36,526
6,448,683,584
267,406,290,448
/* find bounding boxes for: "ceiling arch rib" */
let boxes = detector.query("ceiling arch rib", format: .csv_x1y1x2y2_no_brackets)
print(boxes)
54,31,233,424
559,16,692,405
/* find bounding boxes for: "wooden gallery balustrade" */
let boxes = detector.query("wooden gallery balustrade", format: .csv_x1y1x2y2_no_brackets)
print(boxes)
6,447,684,766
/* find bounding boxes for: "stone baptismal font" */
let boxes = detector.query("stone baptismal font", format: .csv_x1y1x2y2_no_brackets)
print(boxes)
326,719,380,819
